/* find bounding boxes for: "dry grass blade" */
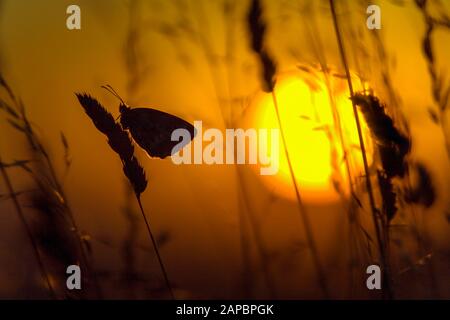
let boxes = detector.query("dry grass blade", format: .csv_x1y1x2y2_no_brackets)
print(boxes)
351,93,410,179
351,94,410,156
0,75,59,298
377,171,397,222
415,0,450,157
0,99,19,118
329,0,393,298
60,132,72,169
28,185,82,298
0,73,16,102
260,51,277,94
248,0,265,53
247,0,329,298
0,159,31,168
351,93,415,220
0,189,34,201
247,0,276,92
351,94,412,223
0,74,101,297
0,151,55,298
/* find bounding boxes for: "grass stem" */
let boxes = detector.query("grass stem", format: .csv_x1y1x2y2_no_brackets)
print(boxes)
191,0,276,298
0,152,55,299
136,195,175,299
271,91,330,298
329,0,392,299
25,112,103,299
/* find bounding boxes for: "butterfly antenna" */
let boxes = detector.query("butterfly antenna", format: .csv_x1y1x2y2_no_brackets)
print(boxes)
101,84,126,105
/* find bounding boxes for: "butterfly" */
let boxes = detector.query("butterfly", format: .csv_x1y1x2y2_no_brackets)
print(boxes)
103,85,196,159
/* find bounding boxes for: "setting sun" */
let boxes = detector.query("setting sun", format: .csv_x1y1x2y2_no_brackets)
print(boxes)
249,71,373,203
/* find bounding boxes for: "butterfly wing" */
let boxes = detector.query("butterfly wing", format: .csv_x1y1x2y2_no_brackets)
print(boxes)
122,108,196,159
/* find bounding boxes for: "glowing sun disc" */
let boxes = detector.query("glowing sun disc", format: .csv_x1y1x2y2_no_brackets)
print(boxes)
247,71,373,203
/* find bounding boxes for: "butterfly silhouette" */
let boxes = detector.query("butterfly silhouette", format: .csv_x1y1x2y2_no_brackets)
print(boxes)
103,85,196,159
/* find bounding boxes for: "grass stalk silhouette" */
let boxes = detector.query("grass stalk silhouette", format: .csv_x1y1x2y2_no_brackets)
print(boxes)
415,0,450,159
76,93,174,299
0,152,55,298
271,91,330,298
247,0,329,298
301,14,366,294
0,75,102,297
221,2,278,298
329,0,392,299
189,0,276,298
43,154,103,298
136,196,174,299
0,73,98,297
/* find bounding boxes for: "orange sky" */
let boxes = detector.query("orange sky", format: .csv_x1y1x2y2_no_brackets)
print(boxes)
0,0,449,298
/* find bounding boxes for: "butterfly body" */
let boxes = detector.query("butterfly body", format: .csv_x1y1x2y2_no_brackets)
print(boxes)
119,103,196,159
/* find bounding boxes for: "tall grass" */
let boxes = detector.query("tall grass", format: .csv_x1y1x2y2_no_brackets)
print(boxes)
0,74,101,298
169,0,277,298
220,0,278,298
0,152,55,297
121,0,177,299
415,0,450,159
248,0,330,298
1,0,448,300
291,3,373,296
356,0,443,297
329,0,393,298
